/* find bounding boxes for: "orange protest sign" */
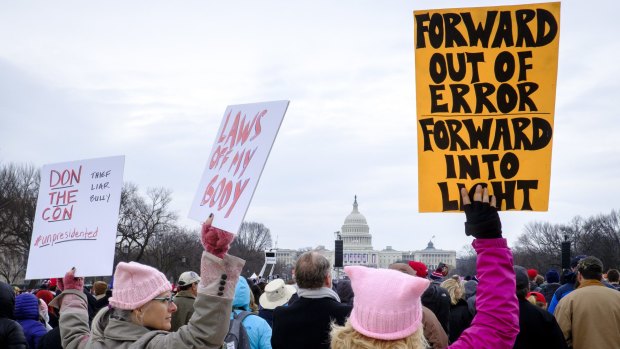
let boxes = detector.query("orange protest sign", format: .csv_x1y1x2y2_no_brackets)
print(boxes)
414,2,560,212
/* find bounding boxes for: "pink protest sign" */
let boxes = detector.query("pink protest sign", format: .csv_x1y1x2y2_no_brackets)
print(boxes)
25,155,125,279
189,101,289,233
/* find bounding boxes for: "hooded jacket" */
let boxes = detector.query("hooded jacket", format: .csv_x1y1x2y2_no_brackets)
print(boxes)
0,281,27,349
14,293,47,349
231,278,272,349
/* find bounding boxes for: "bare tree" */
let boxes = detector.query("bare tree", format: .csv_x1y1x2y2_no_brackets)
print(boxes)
142,226,203,282
513,211,620,273
229,221,273,276
116,184,178,262
0,248,26,284
0,163,39,255
455,244,477,277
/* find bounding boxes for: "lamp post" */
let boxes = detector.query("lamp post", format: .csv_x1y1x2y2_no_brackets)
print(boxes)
121,244,129,262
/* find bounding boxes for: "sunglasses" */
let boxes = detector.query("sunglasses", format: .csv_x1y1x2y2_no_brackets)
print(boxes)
152,295,174,304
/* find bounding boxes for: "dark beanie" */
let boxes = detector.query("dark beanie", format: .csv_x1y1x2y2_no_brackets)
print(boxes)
545,269,560,284
514,266,529,290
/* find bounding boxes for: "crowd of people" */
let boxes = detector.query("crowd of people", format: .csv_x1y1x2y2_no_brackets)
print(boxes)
1,185,620,348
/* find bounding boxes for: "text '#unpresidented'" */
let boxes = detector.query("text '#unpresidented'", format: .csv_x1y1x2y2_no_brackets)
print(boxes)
34,227,99,248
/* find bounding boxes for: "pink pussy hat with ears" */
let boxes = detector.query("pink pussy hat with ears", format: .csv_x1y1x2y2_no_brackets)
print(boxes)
345,266,430,340
109,262,171,310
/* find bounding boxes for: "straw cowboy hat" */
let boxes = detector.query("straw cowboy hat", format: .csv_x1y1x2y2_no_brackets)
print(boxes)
259,278,296,309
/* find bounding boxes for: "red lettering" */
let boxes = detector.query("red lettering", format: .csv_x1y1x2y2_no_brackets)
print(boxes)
225,178,250,218
200,175,219,206
239,148,257,178
250,110,267,141
217,111,233,144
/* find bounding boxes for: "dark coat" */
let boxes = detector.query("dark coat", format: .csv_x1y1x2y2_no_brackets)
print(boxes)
422,283,451,335
513,299,567,349
14,293,47,349
271,297,351,349
257,307,274,328
448,299,473,343
36,327,61,349
0,282,27,349
541,283,561,304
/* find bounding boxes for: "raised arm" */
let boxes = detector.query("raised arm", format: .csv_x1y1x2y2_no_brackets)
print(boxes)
152,214,245,349
449,186,519,349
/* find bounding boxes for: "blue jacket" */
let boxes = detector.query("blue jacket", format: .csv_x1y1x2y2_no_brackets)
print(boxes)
547,282,575,314
14,293,47,349
231,278,272,349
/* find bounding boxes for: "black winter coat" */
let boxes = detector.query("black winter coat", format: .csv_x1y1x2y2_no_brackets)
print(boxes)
0,282,27,349
272,297,351,349
422,283,451,335
541,283,561,304
513,299,567,349
448,299,473,343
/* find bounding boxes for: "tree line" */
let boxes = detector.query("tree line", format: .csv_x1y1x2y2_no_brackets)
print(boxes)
4,161,617,285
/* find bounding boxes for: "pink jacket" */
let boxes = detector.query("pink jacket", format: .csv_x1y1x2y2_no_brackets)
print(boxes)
449,239,519,349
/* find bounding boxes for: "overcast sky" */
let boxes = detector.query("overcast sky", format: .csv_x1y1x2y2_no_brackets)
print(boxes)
1,1,618,255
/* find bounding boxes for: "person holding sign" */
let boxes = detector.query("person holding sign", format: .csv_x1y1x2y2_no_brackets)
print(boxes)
50,215,244,349
331,185,519,348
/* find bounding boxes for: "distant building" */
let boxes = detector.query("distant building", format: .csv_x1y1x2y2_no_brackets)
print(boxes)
274,196,456,273
412,240,457,272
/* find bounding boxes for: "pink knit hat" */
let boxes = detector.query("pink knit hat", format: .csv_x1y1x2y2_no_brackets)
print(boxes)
109,262,171,310
345,266,429,340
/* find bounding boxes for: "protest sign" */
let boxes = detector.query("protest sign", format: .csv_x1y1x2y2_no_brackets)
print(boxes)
25,156,125,279
189,101,289,233
414,2,560,212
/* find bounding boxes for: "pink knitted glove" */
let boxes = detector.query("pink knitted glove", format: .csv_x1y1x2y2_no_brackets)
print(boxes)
201,214,235,258
57,267,84,292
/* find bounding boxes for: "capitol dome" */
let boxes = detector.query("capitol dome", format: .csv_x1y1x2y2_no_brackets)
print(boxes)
341,196,372,250
343,196,368,225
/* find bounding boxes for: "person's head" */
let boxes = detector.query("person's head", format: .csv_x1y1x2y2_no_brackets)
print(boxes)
232,277,253,311
109,261,176,331
527,269,538,281
570,255,587,271
576,256,604,281
294,251,331,289
15,293,40,321
92,281,108,297
514,266,530,300
430,263,449,281
388,262,416,276
48,278,58,292
259,278,297,310
526,291,547,310
407,261,428,278
177,271,200,296
331,266,429,349
607,269,620,283
545,269,560,284
464,280,478,299
35,288,54,306
440,278,464,305
535,274,544,286
0,281,16,319
335,279,354,305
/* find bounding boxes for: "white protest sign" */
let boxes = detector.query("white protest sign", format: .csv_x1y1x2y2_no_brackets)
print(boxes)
189,101,289,233
25,155,125,280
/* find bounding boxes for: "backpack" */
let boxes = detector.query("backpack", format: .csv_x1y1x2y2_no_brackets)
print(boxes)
222,311,252,349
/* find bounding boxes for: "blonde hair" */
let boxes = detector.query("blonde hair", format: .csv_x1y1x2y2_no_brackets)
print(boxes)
331,321,427,349
440,278,464,305
527,295,547,310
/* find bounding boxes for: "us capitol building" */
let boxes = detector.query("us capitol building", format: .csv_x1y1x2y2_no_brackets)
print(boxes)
275,196,456,272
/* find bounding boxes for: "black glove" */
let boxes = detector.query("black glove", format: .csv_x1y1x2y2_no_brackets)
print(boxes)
464,200,502,239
